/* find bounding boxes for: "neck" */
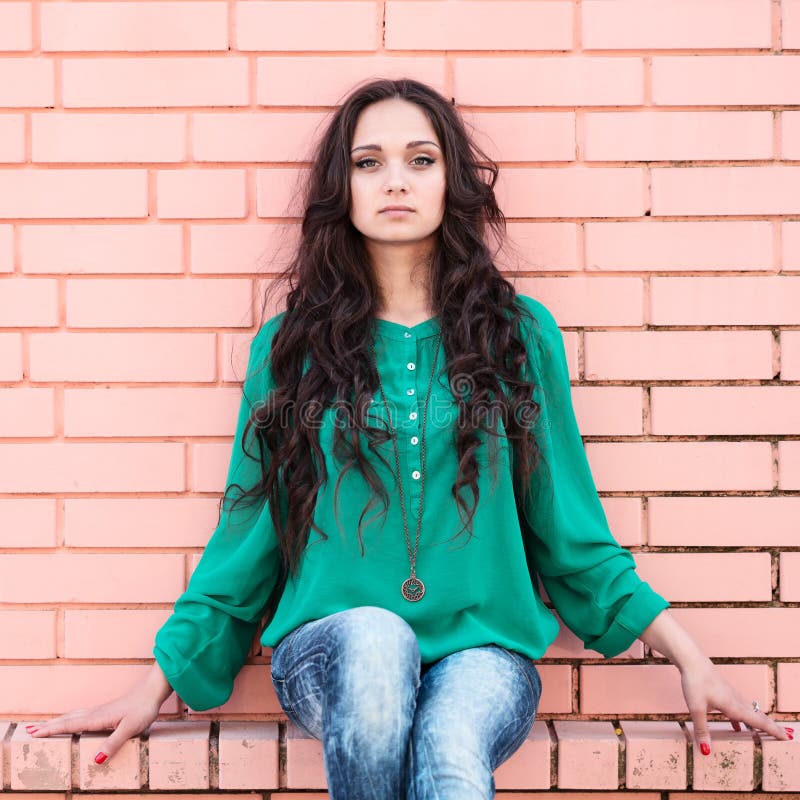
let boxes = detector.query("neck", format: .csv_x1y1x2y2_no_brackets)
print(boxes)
367,241,435,325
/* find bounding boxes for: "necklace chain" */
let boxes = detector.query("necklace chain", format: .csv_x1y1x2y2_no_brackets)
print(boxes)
370,329,443,601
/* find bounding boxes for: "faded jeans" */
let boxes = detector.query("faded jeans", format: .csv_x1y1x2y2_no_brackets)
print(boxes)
269,605,543,799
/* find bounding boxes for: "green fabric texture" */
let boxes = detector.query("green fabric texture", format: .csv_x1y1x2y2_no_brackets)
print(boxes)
153,294,669,711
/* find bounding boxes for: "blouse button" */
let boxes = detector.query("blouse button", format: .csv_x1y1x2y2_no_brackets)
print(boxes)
409,411,418,420
410,436,419,445
406,388,415,396
404,331,411,338
407,362,415,370
411,470,421,480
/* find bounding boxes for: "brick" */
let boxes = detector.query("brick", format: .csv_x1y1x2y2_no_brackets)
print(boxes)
780,552,800,602
585,221,772,271
581,664,768,714
783,330,800,379
554,720,619,789
66,277,252,327
77,733,141,790
652,166,800,216
0,442,185,493
32,113,185,163
157,169,247,219
10,724,71,790
785,219,800,269
685,722,755,790
0,169,147,219
0,2,32,50
0,611,56,658
651,609,800,657
582,0,771,49
191,223,299,274
498,167,646,218
0,665,180,715
455,56,644,106
0,333,23,380
0,59,54,107
584,111,772,161
778,662,800,711
784,0,800,48
0,224,12,271
386,1,572,51
256,56,445,106
526,273,650,331
493,720,552,789
64,497,219,547
0,388,55,437
501,222,580,271
0,498,57,548
41,2,227,52
652,55,800,105
587,441,773,491
64,610,171,658
463,111,576,162
649,496,800,547
238,1,375,51
191,441,239,492
782,112,800,159
148,720,211,790
0,553,184,603
63,57,248,108
651,386,800,435
192,112,326,163
635,552,771,602
0,278,58,326
779,440,800,489
64,387,241,437
218,721,279,789
652,275,800,324
21,224,183,274
184,663,278,715
585,330,773,380
621,721,688,790
759,729,800,790
0,114,25,162
256,167,306,217
572,386,643,435
29,331,216,382
285,722,326,789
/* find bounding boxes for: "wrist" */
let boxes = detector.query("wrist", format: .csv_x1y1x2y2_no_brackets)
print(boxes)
140,660,174,707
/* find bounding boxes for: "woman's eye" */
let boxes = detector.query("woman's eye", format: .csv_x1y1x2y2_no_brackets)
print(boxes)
353,156,436,169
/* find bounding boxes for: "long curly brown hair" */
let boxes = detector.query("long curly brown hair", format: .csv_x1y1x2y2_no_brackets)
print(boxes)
222,77,547,629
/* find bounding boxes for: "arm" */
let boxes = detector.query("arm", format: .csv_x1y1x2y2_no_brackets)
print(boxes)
518,296,670,658
518,296,791,751
151,314,284,712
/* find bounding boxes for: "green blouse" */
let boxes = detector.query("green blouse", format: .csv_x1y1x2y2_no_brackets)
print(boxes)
152,294,670,711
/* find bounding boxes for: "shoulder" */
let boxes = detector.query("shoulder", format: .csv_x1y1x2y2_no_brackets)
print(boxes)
514,293,563,347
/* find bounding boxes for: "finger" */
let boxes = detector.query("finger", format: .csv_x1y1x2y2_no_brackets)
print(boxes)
93,716,139,764
31,709,106,738
689,705,712,755
744,704,793,741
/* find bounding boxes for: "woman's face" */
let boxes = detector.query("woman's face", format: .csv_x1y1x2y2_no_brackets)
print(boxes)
348,98,446,248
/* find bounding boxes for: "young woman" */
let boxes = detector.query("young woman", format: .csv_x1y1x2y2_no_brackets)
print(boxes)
28,78,793,798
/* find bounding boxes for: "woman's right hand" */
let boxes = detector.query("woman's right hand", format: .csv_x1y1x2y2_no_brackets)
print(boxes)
25,663,174,764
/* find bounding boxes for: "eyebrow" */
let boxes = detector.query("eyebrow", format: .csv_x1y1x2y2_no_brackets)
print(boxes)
350,140,441,154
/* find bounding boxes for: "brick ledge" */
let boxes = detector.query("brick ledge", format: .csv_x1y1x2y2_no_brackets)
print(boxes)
1,718,798,793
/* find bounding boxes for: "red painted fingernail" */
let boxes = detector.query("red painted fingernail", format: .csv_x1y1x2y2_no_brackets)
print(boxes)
94,752,107,765
785,727,794,733
789,733,794,740
25,725,36,731
700,743,711,756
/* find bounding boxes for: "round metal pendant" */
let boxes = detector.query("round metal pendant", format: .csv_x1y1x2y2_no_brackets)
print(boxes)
401,576,425,602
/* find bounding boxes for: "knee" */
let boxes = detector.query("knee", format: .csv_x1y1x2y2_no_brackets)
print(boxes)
333,605,420,664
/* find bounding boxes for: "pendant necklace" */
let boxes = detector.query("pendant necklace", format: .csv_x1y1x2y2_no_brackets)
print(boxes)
370,328,443,602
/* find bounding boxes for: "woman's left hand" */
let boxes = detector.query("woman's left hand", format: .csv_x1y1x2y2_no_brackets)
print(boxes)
679,657,794,754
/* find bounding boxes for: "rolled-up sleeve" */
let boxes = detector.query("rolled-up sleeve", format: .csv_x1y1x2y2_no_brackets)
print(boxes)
519,297,669,658
152,316,283,710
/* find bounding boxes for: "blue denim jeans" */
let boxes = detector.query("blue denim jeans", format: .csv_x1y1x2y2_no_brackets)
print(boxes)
269,605,543,799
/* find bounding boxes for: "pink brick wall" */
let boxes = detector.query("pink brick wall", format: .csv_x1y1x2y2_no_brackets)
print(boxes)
1,0,798,732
